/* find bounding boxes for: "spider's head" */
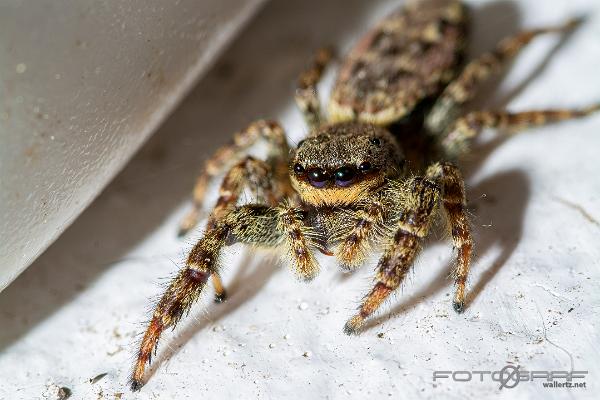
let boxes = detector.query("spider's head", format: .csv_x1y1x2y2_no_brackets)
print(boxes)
290,122,404,206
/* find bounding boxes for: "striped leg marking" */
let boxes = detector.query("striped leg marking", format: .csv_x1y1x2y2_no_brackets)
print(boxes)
441,105,600,157
132,204,321,390
426,162,472,312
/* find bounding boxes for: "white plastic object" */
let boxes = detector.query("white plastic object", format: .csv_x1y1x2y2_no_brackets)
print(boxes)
0,0,266,292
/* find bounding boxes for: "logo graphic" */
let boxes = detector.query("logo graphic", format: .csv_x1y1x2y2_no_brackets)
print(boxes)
497,365,520,389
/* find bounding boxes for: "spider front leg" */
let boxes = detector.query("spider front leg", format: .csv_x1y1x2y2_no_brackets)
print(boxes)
336,195,387,270
131,204,321,391
344,177,441,335
344,163,472,334
178,120,290,236
201,152,290,303
425,162,472,312
295,47,333,130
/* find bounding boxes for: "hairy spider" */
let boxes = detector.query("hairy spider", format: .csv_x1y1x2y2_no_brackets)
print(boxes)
131,0,599,390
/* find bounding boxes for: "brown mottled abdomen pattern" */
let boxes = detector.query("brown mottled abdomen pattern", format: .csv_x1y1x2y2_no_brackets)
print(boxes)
329,0,468,126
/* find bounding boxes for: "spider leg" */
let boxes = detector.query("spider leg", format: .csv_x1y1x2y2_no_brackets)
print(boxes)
426,18,581,134
206,155,280,230
295,47,333,130
440,105,600,158
425,162,472,312
131,204,320,391
211,272,227,303
336,195,387,270
344,177,440,335
204,154,300,301
178,120,290,236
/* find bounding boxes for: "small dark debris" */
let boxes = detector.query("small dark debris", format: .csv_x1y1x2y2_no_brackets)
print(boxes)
90,372,108,384
377,332,385,338
57,387,72,400
568,307,574,313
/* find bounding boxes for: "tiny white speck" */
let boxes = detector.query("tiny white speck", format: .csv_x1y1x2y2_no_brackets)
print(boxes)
54,74,61,80
16,63,26,74
298,302,309,310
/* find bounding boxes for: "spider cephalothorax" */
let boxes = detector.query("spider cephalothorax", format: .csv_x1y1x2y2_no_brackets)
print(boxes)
131,0,599,390
291,122,404,206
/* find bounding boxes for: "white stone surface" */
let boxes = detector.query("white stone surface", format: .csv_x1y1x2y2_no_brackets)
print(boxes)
1,0,599,399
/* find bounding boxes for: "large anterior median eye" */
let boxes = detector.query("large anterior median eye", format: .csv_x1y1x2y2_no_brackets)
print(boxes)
334,166,356,187
307,168,330,188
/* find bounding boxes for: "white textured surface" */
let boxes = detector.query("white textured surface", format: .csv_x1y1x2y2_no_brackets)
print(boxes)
1,0,600,399
0,0,265,291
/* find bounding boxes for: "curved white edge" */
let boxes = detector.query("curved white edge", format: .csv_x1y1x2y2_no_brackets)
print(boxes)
0,0,267,292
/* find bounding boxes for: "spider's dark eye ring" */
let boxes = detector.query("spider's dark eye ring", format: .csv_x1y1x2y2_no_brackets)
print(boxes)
358,161,371,172
370,137,381,146
293,163,305,174
307,168,330,188
334,166,356,187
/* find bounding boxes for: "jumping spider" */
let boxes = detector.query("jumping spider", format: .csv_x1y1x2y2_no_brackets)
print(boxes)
131,0,599,390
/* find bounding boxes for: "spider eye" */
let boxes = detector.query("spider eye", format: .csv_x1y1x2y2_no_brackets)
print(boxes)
293,163,305,174
370,137,381,146
334,166,356,187
358,161,371,172
307,168,329,188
